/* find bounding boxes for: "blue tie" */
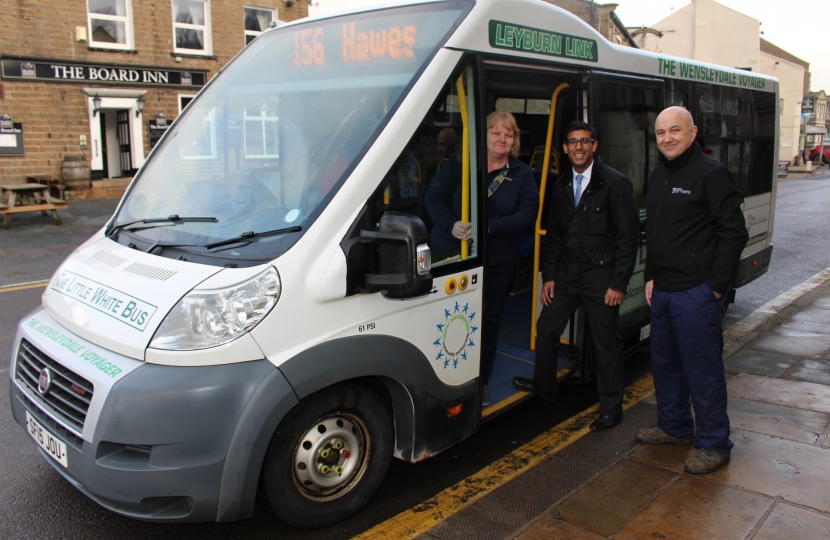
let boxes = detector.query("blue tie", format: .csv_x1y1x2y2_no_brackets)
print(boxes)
574,174,584,206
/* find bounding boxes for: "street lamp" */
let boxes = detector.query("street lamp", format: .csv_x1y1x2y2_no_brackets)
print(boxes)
136,95,145,117
92,94,102,116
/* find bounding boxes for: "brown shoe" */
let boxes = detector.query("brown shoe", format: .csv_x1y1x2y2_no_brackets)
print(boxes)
635,427,693,445
684,448,731,475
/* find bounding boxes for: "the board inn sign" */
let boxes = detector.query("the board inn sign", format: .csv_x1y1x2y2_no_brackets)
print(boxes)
0,56,207,88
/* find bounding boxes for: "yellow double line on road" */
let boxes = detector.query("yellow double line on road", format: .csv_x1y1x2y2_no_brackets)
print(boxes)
0,281,48,294
356,375,656,540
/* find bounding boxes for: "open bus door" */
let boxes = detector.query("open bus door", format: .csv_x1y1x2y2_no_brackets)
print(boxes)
480,62,582,418
575,73,665,382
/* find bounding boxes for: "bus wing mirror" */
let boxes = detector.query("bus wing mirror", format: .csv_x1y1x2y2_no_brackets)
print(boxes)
357,212,433,299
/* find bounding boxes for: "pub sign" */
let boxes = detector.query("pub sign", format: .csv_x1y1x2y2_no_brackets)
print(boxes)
1,56,207,88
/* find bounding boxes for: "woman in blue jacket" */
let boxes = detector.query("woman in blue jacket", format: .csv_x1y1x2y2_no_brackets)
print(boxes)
425,111,539,406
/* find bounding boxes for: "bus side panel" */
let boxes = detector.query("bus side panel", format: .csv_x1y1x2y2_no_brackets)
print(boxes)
277,335,478,462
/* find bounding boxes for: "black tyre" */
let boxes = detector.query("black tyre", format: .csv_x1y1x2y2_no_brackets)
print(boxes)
259,382,393,529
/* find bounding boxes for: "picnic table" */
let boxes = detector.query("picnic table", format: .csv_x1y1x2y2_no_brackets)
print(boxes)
0,183,67,228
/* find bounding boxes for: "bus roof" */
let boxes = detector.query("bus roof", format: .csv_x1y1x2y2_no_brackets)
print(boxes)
446,0,776,92
286,0,776,93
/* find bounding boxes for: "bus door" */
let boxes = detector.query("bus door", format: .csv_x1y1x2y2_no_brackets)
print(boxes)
479,60,581,417
582,73,664,381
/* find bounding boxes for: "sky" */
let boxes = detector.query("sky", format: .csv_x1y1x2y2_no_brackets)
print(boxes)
308,0,830,92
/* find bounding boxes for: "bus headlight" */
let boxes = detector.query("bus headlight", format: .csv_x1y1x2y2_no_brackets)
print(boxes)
150,267,281,350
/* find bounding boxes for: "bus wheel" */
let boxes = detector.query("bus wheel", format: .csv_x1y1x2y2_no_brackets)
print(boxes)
259,382,393,528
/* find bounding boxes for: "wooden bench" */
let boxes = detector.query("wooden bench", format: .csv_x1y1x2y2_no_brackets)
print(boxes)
27,176,66,201
1,184,67,228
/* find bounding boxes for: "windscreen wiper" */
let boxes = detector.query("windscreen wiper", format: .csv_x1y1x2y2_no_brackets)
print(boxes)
204,226,302,250
107,215,217,237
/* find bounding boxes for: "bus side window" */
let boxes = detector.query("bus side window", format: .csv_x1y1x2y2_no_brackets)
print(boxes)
367,68,478,269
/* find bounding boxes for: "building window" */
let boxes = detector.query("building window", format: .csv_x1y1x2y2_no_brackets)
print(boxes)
179,94,197,113
244,110,279,158
181,109,217,160
244,6,275,45
172,0,212,55
87,0,133,49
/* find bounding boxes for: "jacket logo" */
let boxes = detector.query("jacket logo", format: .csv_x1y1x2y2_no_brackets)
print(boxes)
671,187,691,195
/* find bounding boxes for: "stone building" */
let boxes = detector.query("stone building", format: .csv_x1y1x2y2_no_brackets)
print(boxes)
628,0,808,164
545,0,637,48
0,0,309,190
802,90,828,151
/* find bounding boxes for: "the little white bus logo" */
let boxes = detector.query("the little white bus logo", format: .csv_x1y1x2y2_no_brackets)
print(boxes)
433,302,477,369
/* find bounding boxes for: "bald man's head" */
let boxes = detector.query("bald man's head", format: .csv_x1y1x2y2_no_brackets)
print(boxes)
655,106,698,161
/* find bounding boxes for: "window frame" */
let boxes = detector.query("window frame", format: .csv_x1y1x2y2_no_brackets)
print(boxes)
243,109,280,159
178,93,198,114
87,0,134,50
172,0,213,56
243,5,276,45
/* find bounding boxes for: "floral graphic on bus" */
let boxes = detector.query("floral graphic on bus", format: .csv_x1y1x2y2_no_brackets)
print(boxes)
433,302,477,369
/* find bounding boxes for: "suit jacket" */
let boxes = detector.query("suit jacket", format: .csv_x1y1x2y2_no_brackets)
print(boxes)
541,155,639,297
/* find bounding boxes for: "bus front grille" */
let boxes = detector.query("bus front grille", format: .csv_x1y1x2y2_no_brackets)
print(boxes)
15,339,94,433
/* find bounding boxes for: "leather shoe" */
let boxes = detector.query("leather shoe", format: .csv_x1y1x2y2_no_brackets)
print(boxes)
512,376,557,402
589,413,623,432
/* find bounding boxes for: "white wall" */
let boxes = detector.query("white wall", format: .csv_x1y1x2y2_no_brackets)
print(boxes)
646,0,760,69
710,2,760,70
762,52,805,162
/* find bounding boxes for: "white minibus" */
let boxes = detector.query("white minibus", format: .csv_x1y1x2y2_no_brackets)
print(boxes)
10,0,777,528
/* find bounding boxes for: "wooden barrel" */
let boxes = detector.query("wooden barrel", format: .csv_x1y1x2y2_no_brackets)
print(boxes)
62,155,90,190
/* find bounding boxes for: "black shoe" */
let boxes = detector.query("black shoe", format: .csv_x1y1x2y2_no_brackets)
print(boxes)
512,376,557,402
589,413,623,432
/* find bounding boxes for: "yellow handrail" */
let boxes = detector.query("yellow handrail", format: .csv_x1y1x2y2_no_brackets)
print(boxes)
456,74,470,259
531,82,570,350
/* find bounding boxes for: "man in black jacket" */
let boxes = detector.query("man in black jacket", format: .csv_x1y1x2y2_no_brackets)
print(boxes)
638,106,748,475
514,121,638,431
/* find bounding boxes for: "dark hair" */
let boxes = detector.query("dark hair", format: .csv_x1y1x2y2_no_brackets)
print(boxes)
564,120,596,141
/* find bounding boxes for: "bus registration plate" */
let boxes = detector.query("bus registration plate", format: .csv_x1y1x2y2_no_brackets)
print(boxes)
26,411,68,467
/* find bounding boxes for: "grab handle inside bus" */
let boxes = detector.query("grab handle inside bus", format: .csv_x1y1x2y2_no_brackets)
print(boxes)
531,82,570,351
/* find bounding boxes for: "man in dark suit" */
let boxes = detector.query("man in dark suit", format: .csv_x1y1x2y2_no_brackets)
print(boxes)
513,120,639,431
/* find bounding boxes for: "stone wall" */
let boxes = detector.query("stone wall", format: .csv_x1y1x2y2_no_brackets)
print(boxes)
0,0,308,183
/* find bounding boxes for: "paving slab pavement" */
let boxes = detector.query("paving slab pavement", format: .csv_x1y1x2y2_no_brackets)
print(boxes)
418,274,830,540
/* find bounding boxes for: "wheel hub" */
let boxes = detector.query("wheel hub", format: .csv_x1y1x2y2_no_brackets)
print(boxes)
293,414,368,500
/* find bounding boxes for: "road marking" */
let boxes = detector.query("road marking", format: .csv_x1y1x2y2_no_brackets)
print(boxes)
0,280,49,293
355,375,655,540
724,267,830,348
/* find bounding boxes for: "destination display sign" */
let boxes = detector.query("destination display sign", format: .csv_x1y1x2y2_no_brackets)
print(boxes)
0,57,207,88
488,20,599,63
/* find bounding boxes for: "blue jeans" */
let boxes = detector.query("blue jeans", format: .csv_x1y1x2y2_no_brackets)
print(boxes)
650,282,733,453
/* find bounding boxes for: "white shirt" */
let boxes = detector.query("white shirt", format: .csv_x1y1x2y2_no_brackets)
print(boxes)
572,160,594,202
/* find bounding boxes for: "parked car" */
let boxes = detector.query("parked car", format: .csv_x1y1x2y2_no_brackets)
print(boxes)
808,144,830,163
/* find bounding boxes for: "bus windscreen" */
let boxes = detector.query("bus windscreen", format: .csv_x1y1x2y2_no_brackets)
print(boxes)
113,2,470,265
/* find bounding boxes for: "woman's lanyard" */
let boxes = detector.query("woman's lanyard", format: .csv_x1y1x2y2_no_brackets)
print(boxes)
487,165,510,198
